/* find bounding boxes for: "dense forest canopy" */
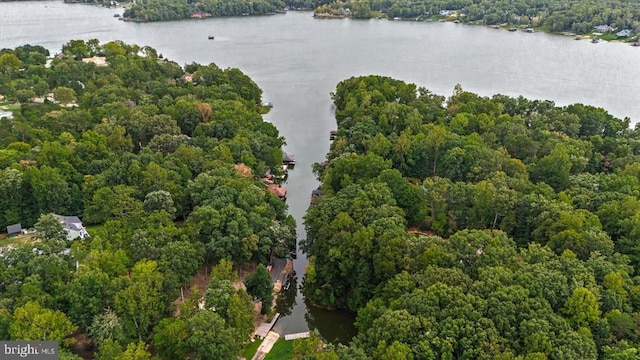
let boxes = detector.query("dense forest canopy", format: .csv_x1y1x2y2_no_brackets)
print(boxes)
123,0,287,22
0,40,295,358
301,75,640,359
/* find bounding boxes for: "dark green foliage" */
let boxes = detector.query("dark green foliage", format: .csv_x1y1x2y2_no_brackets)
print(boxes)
0,40,292,358
305,75,640,358
245,264,274,314
123,0,286,23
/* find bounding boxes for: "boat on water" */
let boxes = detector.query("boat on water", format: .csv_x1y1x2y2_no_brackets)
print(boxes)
631,42,640,47
591,37,600,43
508,27,517,32
208,36,215,40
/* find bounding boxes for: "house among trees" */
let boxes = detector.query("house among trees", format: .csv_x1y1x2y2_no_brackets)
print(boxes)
6,223,22,237
267,183,287,200
594,24,615,33
52,214,89,240
617,29,632,37
81,56,108,67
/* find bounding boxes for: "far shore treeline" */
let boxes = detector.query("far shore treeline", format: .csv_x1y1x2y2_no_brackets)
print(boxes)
112,0,640,37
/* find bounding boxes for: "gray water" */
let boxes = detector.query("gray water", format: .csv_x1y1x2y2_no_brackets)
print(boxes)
2,1,640,344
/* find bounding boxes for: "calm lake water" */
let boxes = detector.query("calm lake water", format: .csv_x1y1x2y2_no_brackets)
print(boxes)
2,1,640,343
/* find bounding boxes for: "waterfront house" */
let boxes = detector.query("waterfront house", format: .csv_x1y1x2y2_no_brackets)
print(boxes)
617,29,632,37
594,25,615,33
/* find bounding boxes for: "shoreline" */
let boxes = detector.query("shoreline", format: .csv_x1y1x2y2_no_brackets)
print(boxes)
311,13,639,45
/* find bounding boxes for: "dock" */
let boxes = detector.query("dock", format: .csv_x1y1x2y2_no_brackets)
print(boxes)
255,313,280,339
330,130,337,140
284,332,310,340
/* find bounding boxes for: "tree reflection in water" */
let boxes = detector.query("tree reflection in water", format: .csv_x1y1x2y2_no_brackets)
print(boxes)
304,299,357,344
274,272,298,317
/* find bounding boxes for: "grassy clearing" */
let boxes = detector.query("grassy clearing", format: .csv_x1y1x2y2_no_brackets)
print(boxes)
241,338,263,359
264,339,294,360
0,233,38,248
600,34,618,41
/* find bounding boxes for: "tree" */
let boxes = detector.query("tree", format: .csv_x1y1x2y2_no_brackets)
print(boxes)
114,260,164,341
117,342,153,360
9,301,77,346
143,190,176,218
197,102,213,123
226,291,254,341
203,279,235,314
562,287,600,328
88,309,125,346
186,310,240,360
245,264,273,314
34,213,67,242
152,318,189,360
531,143,573,191
94,339,123,360
53,86,76,104
66,267,111,329
0,53,22,71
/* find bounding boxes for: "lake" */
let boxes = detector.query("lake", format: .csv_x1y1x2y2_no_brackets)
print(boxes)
2,0,639,344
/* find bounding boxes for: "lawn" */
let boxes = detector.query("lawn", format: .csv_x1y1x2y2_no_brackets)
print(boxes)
0,233,37,248
241,338,263,359
264,339,294,360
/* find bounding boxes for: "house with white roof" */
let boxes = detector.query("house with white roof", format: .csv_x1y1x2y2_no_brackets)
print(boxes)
52,214,89,240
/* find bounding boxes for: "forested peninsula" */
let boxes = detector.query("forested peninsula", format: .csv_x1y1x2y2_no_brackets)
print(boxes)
299,76,640,359
0,41,295,359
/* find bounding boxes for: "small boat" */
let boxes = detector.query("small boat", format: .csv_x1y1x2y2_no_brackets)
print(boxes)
525,28,534,33
508,27,517,32
493,25,501,29
113,13,120,18
574,35,582,40
631,42,640,47
591,37,600,43
208,36,215,40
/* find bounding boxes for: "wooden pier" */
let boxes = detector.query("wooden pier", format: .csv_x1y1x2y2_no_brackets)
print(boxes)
284,331,310,340
255,313,280,339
